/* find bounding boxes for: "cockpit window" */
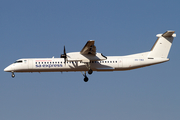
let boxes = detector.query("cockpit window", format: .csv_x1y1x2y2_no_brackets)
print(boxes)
14,60,23,63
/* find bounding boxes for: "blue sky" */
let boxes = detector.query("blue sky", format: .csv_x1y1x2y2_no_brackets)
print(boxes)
1,0,180,120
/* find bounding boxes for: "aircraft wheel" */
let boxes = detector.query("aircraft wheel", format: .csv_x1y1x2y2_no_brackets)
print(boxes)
84,76,89,82
11,73,15,78
88,69,93,75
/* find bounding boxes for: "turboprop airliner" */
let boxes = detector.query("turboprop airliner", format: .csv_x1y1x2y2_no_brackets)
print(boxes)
4,31,176,82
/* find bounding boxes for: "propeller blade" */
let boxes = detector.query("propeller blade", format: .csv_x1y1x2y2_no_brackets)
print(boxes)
60,45,67,65
64,46,67,63
64,46,66,55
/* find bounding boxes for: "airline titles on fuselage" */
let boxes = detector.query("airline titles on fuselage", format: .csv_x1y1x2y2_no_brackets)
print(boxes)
35,60,63,68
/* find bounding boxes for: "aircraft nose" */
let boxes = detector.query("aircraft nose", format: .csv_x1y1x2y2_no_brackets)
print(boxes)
4,66,12,72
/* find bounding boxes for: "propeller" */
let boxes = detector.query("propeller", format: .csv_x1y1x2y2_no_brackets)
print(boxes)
60,46,67,63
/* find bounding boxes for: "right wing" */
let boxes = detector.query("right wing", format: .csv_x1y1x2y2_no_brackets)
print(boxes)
80,40,96,55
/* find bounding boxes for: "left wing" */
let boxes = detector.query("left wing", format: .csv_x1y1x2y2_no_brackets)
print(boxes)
80,40,96,55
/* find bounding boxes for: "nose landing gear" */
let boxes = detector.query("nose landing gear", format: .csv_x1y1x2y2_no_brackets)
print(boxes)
11,72,15,78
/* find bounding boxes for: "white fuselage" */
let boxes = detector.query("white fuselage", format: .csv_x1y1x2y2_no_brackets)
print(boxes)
4,52,169,73
4,31,175,82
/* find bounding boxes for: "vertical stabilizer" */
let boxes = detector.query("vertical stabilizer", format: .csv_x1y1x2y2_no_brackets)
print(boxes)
148,31,176,58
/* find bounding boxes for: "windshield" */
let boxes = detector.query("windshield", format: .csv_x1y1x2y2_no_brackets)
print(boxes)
14,60,23,63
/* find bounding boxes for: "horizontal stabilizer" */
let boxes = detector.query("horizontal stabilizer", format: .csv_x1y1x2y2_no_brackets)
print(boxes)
156,31,176,37
162,31,175,37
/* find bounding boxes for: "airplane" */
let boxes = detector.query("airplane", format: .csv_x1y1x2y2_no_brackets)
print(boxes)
4,31,176,82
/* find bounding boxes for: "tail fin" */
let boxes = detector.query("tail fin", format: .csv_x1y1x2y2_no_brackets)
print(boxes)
148,31,176,58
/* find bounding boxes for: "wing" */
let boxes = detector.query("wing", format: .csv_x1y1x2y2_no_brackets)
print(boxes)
80,40,96,55
67,40,106,62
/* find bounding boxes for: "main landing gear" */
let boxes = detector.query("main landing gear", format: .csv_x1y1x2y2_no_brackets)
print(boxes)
81,69,93,82
88,69,93,74
84,74,89,82
11,72,15,78
86,62,93,74
81,62,93,82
